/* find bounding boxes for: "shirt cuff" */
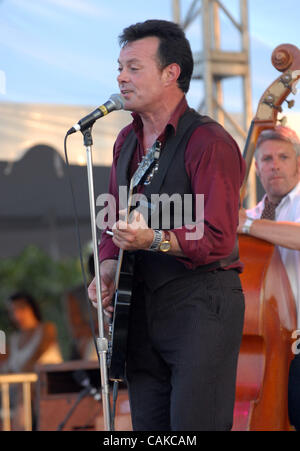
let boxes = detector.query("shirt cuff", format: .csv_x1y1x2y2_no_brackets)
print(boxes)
98,233,119,263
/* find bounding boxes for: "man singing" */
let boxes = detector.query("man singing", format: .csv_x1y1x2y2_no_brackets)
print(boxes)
89,19,245,431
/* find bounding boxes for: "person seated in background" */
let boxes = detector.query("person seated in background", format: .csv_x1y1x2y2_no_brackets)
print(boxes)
0,292,63,374
238,125,300,430
0,292,63,430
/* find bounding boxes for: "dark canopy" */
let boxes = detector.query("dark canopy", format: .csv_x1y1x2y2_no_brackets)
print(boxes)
0,145,111,258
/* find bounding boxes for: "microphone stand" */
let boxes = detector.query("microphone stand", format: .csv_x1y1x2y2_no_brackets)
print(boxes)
81,126,111,431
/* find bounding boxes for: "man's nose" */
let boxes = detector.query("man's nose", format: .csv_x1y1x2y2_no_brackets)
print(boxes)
117,68,129,84
271,157,281,171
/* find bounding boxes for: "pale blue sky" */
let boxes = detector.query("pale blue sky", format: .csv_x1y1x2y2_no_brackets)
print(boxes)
0,0,299,111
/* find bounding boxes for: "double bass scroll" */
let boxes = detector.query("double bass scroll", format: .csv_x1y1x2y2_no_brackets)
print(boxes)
241,43,300,201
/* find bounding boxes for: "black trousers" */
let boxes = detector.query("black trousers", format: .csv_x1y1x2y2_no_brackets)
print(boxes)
126,269,245,431
288,353,300,430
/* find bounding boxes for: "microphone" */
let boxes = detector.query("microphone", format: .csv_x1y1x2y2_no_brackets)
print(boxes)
67,93,124,135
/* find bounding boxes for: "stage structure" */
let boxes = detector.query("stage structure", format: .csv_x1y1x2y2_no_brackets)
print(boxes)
172,0,256,206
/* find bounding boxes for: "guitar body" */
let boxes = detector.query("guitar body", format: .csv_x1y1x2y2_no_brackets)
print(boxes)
106,141,161,382
108,252,135,382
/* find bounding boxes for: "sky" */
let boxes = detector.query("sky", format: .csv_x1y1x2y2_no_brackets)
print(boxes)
0,0,299,114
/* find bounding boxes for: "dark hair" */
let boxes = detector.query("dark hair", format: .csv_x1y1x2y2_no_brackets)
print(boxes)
8,292,42,322
119,19,194,93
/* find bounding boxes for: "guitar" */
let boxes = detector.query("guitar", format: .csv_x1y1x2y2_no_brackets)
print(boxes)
107,140,161,382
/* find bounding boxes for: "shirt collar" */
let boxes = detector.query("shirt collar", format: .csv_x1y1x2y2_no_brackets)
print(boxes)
275,181,300,209
284,181,300,201
131,96,188,145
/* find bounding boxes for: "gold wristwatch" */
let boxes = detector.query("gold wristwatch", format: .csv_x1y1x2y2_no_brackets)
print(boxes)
159,231,171,252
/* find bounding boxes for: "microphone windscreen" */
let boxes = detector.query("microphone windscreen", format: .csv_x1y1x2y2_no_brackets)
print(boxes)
109,93,125,110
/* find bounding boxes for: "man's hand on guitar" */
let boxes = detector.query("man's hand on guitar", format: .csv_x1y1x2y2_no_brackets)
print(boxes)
88,259,117,317
112,208,154,251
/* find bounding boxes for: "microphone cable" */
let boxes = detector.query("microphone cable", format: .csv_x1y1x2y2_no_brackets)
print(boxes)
56,386,90,431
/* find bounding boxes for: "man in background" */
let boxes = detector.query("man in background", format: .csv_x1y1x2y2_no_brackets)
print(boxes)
238,126,300,430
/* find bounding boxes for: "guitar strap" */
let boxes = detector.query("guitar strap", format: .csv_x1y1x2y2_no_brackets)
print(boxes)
143,110,214,196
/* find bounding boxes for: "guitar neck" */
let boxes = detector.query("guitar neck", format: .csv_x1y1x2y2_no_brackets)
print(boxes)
114,180,134,288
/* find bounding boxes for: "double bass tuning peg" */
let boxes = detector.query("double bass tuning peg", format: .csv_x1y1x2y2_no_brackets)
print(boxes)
285,99,295,109
278,116,288,126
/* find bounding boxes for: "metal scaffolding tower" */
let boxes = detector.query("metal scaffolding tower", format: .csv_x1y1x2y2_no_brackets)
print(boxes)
172,0,256,206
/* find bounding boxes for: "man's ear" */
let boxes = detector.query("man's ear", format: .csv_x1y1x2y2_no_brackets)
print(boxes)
162,63,181,86
297,155,300,173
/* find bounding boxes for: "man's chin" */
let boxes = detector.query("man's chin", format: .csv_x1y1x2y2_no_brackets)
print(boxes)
267,186,289,202
122,98,135,112
123,103,133,112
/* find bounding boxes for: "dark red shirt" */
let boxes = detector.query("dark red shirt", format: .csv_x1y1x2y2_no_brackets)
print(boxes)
99,96,245,271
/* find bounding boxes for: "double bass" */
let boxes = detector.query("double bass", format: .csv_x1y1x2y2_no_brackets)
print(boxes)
233,44,300,431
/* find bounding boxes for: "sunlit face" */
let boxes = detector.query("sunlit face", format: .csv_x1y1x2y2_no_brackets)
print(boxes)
117,37,167,113
255,139,300,204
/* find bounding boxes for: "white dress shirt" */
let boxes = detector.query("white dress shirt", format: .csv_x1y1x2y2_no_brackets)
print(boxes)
246,181,300,328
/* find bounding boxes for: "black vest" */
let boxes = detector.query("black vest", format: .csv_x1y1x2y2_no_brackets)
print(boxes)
116,108,239,291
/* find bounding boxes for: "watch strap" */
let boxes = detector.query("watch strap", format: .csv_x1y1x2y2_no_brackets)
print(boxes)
149,229,163,250
242,217,254,235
